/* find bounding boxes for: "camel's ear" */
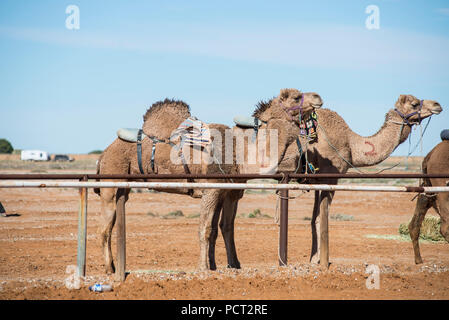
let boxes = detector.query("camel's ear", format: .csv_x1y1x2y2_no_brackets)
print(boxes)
398,94,408,106
279,89,290,101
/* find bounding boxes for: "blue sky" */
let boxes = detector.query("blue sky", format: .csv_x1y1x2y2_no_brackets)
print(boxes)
0,0,448,155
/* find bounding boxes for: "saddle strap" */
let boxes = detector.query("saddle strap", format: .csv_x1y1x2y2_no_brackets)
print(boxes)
137,129,145,174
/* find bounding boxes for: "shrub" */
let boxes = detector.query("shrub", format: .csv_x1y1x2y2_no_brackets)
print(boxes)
0,139,13,154
88,150,103,154
246,208,271,219
162,210,184,219
330,213,354,221
399,216,446,242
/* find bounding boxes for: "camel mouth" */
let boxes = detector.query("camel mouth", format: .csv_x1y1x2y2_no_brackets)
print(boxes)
312,103,323,109
431,106,442,115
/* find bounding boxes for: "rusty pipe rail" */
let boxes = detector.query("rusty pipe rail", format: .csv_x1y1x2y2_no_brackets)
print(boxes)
1,180,449,193
0,173,449,180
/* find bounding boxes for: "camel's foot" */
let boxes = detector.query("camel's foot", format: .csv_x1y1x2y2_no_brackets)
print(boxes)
310,254,320,264
414,256,423,265
197,263,210,272
105,261,115,275
209,262,217,271
227,262,241,269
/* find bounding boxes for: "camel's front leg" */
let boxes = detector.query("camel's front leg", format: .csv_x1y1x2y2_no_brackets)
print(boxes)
198,189,222,271
310,190,334,267
99,188,117,274
408,194,433,264
208,200,223,271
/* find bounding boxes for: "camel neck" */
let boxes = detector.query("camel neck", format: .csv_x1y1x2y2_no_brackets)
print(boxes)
349,109,412,167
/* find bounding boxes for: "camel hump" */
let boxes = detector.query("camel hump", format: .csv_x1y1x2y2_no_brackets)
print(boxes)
441,129,449,141
117,128,147,143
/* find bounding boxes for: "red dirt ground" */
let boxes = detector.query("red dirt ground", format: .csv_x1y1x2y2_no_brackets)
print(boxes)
0,182,448,300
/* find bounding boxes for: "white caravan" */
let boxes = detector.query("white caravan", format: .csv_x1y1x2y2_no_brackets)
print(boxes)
21,150,50,161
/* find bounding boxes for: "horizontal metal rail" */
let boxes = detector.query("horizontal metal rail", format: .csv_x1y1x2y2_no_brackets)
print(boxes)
0,173,449,180
1,181,448,193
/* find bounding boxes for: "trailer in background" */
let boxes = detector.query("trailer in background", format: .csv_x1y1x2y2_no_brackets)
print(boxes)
20,150,50,161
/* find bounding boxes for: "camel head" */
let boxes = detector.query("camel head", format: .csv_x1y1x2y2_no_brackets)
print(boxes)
142,98,191,140
249,89,323,173
394,94,443,125
255,88,323,124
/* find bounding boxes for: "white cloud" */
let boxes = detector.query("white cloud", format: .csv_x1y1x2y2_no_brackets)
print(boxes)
1,23,448,74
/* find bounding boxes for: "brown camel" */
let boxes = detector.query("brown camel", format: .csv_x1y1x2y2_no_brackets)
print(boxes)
408,134,449,264
255,94,442,266
95,89,322,273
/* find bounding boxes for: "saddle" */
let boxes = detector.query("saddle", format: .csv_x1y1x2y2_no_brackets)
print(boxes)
116,117,211,196
233,115,262,128
441,129,449,141
117,128,147,143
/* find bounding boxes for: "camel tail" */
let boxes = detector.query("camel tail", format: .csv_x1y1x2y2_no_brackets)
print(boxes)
93,153,103,195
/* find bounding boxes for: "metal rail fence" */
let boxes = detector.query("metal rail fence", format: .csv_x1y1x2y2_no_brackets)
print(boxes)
1,173,448,281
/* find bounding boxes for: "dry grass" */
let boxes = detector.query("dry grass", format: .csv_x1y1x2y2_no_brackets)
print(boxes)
399,216,446,242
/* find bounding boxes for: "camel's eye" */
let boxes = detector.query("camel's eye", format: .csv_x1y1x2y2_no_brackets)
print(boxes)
294,96,301,102
411,102,419,109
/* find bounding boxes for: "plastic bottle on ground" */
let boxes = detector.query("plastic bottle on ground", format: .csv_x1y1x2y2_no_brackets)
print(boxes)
88,284,113,292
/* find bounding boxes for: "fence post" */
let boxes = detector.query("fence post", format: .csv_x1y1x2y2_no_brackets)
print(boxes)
116,188,126,281
77,176,88,277
279,174,289,266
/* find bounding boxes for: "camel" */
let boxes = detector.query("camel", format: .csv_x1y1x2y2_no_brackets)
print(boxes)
254,94,442,267
95,89,323,273
408,133,449,264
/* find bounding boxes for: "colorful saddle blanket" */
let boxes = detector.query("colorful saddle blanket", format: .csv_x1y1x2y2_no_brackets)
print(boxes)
170,117,211,148
299,111,318,138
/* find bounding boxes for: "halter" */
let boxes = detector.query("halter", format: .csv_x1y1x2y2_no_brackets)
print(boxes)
282,95,304,121
394,99,423,126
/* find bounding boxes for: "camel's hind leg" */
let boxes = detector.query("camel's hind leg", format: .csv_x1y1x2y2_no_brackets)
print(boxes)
198,189,222,271
220,190,243,269
99,187,118,274
436,193,449,244
99,187,130,274
408,194,433,264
